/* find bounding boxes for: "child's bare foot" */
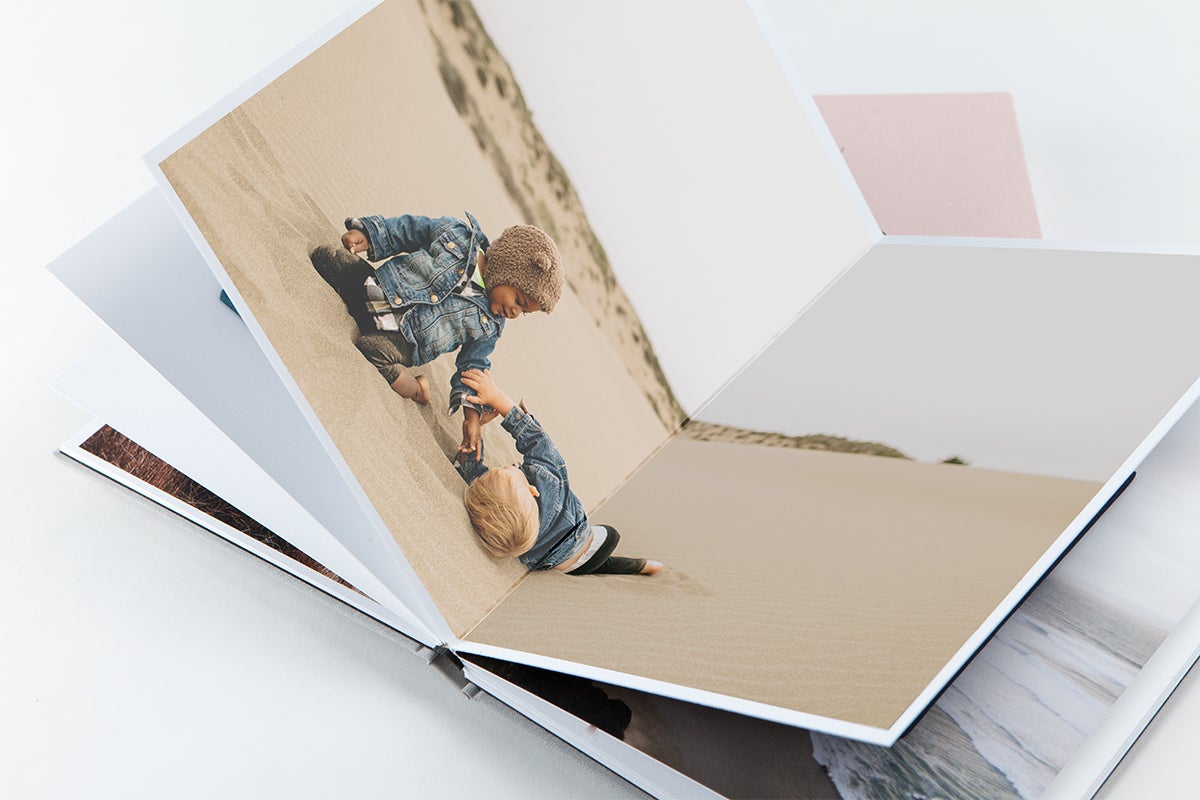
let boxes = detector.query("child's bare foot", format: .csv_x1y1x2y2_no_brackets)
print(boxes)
414,375,431,405
388,372,431,405
640,560,663,576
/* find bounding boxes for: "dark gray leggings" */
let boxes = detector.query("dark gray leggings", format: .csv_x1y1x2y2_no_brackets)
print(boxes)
311,244,412,384
355,332,413,385
574,556,648,575
565,526,647,575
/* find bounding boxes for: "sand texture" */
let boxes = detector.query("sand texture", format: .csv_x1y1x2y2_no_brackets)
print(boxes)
465,437,1102,729
159,0,667,636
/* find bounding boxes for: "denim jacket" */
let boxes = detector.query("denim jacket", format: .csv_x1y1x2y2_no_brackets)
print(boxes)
457,406,590,570
351,212,502,415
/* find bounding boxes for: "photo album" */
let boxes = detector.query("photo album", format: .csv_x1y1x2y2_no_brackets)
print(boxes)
48,0,1200,797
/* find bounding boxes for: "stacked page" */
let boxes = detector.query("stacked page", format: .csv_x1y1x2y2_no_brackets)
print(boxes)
49,0,1200,769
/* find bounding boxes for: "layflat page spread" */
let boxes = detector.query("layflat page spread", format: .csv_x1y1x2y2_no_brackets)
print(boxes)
138,0,1200,740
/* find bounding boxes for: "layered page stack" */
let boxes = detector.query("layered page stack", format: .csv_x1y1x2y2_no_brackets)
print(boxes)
49,0,1200,796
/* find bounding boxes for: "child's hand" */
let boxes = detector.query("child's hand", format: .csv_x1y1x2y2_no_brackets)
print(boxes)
478,407,501,425
459,412,483,462
342,229,368,255
462,369,515,416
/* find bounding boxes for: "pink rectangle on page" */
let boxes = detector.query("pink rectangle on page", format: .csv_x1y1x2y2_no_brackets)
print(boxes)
815,93,1042,238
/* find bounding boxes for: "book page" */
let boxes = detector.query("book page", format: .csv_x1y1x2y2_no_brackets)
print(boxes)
49,193,441,640
51,336,437,644
147,0,872,640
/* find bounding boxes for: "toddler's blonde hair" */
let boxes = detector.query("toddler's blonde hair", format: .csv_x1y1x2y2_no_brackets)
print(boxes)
463,470,538,558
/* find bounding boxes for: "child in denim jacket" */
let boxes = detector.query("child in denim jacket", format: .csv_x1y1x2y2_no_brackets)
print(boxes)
455,368,662,576
311,212,562,456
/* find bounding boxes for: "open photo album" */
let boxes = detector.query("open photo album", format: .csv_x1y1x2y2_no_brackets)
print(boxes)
47,0,1200,794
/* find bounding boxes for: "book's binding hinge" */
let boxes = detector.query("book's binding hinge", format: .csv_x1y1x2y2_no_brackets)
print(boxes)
420,644,481,698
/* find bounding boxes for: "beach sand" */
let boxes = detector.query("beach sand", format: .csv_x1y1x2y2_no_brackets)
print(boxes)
465,437,1102,729
159,0,668,636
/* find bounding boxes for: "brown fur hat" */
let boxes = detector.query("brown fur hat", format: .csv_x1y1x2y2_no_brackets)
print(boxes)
484,225,563,312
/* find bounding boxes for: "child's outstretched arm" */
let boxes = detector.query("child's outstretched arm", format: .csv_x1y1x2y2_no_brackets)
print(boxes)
453,426,490,483
458,405,500,463
342,214,458,261
449,335,498,418
461,369,565,471
452,336,500,460
462,369,516,417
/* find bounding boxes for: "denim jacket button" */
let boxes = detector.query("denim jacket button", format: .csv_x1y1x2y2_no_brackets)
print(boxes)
447,242,457,250
430,293,439,302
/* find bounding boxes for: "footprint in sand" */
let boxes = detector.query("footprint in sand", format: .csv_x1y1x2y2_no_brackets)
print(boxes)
605,567,717,597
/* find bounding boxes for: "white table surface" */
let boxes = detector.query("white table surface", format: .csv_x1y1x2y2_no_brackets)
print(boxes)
2,1,1197,797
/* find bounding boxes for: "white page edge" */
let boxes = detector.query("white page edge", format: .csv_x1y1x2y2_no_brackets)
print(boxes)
49,337,440,646
57,418,432,646
1047,595,1200,799
450,639,899,746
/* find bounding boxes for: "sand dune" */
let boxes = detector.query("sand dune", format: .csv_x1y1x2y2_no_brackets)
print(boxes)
426,0,686,430
681,418,912,459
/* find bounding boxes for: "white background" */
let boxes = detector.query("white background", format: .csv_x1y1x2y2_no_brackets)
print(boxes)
2,0,1198,797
